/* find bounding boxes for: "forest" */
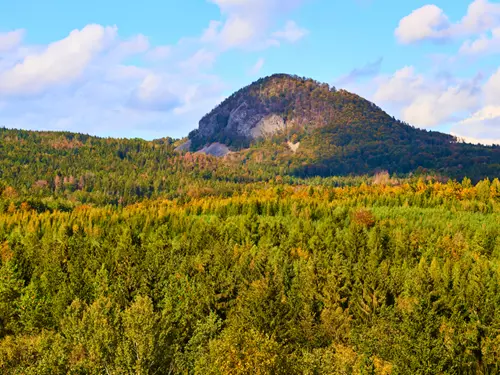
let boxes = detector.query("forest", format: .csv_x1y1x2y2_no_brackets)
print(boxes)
1,127,500,374
188,74,500,182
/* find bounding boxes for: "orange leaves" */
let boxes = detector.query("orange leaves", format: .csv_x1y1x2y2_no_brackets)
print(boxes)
0,241,13,263
48,137,83,150
352,208,376,228
2,186,18,199
7,202,16,214
20,202,31,212
290,247,310,260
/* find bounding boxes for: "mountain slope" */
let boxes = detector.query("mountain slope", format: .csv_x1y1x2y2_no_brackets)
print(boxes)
187,74,500,180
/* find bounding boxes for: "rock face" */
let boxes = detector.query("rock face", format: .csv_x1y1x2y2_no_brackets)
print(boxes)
188,74,339,151
252,115,286,138
174,139,191,152
196,101,284,142
196,143,231,157
187,73,415,156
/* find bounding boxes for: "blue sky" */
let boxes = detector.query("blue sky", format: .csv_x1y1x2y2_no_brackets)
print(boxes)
0,0,500,143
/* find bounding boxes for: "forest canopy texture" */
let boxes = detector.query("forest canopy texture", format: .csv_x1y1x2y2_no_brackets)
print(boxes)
0,110,500,374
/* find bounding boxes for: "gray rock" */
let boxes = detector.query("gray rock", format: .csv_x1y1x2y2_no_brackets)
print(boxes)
252,115,286,138
196,143,231,157
174,139,191,152
197,96,286,142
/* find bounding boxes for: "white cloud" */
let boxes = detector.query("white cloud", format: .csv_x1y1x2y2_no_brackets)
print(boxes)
0,0,310,139
395,5,450,44
451,106,500,144
459,0,500,34
0,23,230,138
114,34,150,58
450,67,500,143
0,69,226,139
460,106,500,123
460,27,500,55
484,67,500,104
201,21,222,43
104,65,149,82
371,64,500,143
374,66,480,127
218,16,256,48
128,74,181,112
249,57,265,75
272,21,309,43
180,48,217,71
374,66,425,104
401,84,479,126
146,45,172,61
0,29,25,52
395,0,500,45
451,132,500,145
204,0,307,50
0,24,117,96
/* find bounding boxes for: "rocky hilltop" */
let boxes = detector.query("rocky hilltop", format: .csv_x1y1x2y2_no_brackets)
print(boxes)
180,74,500,180
187,74,393,154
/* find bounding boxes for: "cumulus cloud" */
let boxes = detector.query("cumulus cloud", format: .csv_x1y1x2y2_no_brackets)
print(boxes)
0,23,229,138
0,67,226,139
104,65,149,83
218,16,256,48
459,0,500,34
483,67,500,103
369,64,500,143
374,66,480,127
452,106,500,144
271,21,309,43
450,67,500,143
113,34,150,59
459,28,500,55
128,74,181,112
0,29,25,52
180,48,217,71
204,0,308,50
395,0,500,45
374,66,425,104
146,45,172,62
395,5,450,44
0,24,117,97
0,0,310,138
401,83,480,126
201,21,222,43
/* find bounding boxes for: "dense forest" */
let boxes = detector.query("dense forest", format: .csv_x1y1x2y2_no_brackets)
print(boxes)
189,74,500,181
1,127,500,373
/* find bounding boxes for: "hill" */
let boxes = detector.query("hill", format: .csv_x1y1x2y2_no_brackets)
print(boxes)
0,127,378,208
1,159,500,373
187,74,500,181
2,82,500,374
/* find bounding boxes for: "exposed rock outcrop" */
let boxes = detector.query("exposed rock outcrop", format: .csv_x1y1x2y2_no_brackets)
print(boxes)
196,142,231,157
252,115,286,138
174,139,191,152
190,74,336,151
196,100,280,141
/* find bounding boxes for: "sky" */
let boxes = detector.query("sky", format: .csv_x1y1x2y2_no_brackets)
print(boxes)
0,0,500,143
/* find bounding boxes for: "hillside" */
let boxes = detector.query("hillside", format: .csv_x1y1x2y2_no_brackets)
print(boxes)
2,86,500,374
1,166,500,373
187,74,500,181
0,127,379,208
